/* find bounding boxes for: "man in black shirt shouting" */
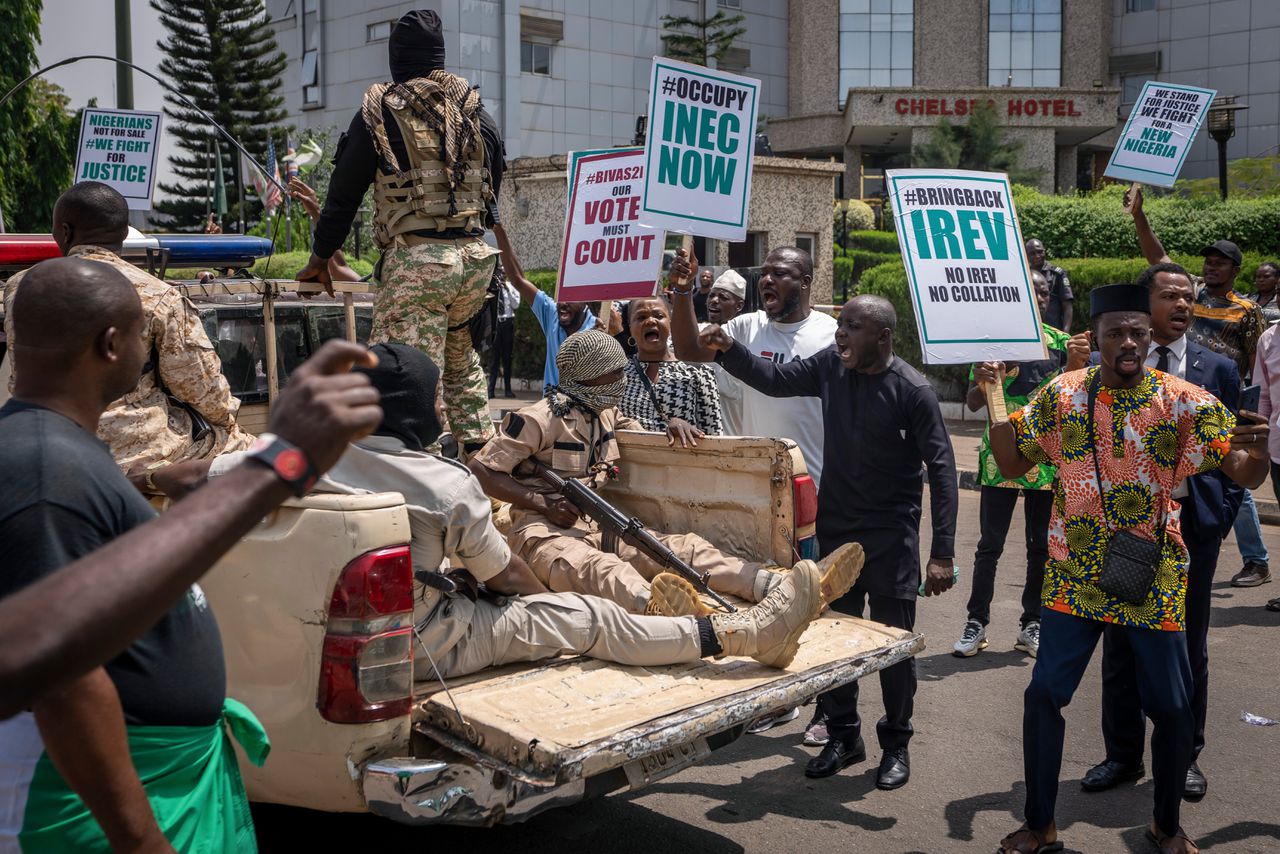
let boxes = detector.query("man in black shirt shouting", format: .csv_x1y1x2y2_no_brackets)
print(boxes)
700,294,958,789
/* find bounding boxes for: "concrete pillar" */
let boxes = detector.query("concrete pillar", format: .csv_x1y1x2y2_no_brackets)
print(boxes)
1055,144,1078,195
842,144,862,199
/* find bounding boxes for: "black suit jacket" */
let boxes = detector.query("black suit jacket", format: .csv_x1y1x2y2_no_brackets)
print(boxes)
1088,344,1243,540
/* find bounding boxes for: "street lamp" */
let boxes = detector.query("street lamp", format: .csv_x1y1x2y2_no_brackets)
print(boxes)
1206,96,1248,201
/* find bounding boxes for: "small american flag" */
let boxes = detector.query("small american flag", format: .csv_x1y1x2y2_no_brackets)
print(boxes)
263,138,282,213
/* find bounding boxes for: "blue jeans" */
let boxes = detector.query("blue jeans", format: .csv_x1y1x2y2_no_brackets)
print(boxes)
1232,489,1269,566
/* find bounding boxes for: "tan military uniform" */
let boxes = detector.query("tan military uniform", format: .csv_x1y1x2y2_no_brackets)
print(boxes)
4,245,254,471
211,437,702,676
473,398,765,613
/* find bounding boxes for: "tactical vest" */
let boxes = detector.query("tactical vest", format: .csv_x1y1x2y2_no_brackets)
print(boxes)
362,74,493,247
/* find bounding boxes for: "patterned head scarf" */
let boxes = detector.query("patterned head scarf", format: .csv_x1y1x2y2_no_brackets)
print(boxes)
548,330,628,415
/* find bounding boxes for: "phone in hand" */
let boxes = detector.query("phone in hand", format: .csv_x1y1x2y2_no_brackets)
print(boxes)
1239,384,1261,416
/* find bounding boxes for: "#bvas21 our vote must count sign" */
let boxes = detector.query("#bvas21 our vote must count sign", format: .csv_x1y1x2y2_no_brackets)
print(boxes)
1104,81,1216,187
886,169,1046,365
74,108,163,211
557,147,664,302
641,57,759,241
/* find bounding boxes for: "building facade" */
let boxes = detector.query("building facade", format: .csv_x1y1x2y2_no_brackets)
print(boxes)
264,0,1279,201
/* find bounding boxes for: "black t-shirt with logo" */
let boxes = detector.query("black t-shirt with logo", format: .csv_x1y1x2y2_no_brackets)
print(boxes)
0,400,225,726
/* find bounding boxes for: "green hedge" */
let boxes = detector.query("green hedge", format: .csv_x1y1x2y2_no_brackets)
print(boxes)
833,249,899,295
842,230,900,254
1013,183,1280,258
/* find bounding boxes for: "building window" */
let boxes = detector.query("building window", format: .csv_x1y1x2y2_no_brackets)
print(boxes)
1121,74,1154,106
838,0,913,102
300,0,322,107
366,20,391,42
988,0,1061,88
718,0,742,7
1126,0,1156,11
794,233,818,261
521,41,551,75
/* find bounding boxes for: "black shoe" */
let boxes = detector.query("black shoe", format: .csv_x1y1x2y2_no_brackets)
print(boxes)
1183,763,1207,801
503,390,517,398
876,747,910,790
1080,758,1145,791
804,735,866,778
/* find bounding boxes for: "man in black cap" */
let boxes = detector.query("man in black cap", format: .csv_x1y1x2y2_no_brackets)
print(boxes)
1127,185,1272,591
983,284,1270,854
297,9,505,458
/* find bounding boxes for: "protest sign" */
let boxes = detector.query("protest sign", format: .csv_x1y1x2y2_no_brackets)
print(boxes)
74,108,163,210
641,57,759,241
1104,82,1216,187
557,147,664,302
886,169,1046,365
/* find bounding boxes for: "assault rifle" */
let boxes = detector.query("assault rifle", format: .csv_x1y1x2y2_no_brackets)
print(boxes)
530,460,737,613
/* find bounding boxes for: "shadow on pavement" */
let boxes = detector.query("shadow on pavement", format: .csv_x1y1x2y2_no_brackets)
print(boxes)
253,796,745,853
639,733,897,834
1209,604,1280,628
917,648,1033,682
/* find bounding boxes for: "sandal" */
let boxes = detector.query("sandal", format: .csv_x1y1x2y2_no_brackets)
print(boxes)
999,824,1063,853
1265,597,1280,612
1145,824,1199,854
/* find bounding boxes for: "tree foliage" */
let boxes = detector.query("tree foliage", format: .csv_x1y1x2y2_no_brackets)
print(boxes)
0,0,81,231
151,0,287,232
660,11,745,66
912,101,1036,184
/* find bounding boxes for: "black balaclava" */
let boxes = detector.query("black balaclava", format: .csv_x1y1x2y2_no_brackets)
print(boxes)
356,343,442,451
388,9,446,83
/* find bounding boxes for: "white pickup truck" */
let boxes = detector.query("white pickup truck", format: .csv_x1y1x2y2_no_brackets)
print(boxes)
0,277,923,827
200,429,923,827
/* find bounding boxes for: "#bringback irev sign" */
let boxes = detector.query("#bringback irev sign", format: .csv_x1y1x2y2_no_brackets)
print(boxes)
557,147,664,302
886,169,1047,365
1104,82,1216,187
75,108,163,210
641,57,759,241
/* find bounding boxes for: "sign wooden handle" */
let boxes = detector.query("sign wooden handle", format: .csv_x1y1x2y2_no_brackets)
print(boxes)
670,234,695,287
981,380,1008,424
1123,181,1141,214
599,299,614,331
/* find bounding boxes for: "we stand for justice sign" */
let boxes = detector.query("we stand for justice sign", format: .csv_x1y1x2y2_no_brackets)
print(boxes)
886,169,1046,365
1104,81,1215,187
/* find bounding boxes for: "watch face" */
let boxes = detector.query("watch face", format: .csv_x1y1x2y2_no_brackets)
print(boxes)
275,448,309,481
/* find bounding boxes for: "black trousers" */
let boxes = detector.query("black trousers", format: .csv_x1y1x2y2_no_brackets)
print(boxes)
489,317,514,393
1025,610,1192,837
1101,521,1222,764
967,485,1051,626
1272,461,1280,506
818,584,916,751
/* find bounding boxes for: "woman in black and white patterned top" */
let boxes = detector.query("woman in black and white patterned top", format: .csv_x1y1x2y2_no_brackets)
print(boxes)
621,296,724,436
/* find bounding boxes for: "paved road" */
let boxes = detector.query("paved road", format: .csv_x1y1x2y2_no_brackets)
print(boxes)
253,487,1280,853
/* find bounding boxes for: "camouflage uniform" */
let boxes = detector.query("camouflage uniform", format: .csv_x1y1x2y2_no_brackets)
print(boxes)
369,237,498,446
4,245,254,471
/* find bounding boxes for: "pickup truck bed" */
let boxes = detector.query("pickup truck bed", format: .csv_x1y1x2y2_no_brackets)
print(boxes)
370,616,921,825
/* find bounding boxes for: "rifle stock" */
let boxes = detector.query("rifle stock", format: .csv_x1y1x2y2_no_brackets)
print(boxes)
530,461,736,613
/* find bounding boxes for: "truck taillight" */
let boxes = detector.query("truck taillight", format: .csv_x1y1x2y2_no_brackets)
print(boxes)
793,475,819,561
317,545,414,724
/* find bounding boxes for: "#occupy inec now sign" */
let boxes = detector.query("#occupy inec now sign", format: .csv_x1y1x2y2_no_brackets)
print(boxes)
557,147,664,302
886,169,1046,365
641,57,759,241
1104,81,1216,187
74,108,163,211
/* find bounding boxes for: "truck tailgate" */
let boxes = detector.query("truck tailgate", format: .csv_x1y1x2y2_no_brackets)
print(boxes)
415,615,923,786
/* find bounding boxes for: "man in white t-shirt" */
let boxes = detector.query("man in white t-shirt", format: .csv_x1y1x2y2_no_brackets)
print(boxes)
672,246,837,486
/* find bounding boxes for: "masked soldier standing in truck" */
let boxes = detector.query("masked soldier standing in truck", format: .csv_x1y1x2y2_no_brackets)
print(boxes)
297,9,504,456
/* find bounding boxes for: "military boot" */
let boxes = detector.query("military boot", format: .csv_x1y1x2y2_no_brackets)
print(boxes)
710,559,822,668
815,542,865,611
645,572,713,617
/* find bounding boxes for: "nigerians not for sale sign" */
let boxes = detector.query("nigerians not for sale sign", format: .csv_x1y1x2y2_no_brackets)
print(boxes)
887,169,1047,365
642,57,759,241
74,108,163,210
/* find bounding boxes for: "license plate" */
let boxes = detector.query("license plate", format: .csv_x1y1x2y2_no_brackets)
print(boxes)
623,737,711,790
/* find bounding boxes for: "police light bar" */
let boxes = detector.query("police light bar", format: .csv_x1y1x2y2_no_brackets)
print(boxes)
0,231,276,271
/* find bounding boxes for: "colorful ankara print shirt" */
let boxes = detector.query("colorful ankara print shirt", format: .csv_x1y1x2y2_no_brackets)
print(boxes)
1188,280,1265,380
972,323,1070,490
1010,367,1235,631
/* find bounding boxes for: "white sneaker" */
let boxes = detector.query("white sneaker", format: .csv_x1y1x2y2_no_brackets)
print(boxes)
746,706,800,734
952,619,988,657
1015,620,1040,658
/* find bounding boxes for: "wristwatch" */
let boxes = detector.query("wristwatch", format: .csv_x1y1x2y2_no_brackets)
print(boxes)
245,433,317,497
